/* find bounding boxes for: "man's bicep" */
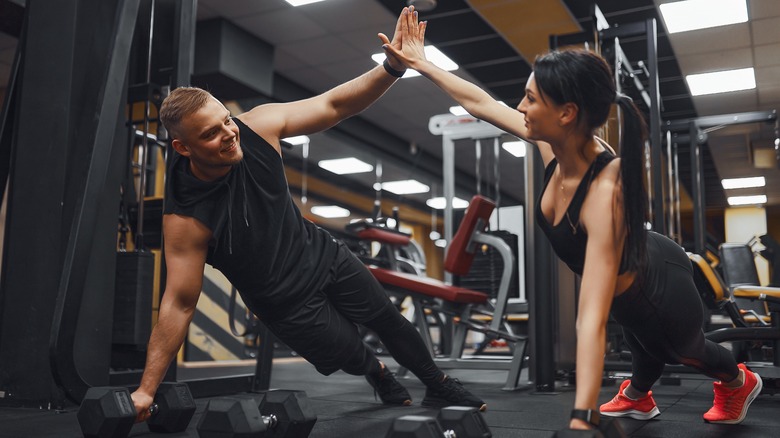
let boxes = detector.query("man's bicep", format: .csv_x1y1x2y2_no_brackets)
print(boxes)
162,215,210,307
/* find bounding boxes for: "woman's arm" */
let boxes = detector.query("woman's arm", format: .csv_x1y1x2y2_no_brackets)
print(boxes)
382,7,554,166
571,161,626,429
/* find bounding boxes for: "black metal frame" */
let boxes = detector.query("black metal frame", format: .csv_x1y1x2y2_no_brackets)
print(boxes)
663,110,778,254
550,7,663,235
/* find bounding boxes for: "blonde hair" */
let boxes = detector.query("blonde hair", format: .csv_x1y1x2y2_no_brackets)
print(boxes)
159,87,213,139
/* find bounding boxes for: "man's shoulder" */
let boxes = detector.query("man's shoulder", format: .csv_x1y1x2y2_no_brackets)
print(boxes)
235,109,283,156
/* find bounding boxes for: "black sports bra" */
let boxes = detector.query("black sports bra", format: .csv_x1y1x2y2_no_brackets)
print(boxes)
535,150,628,275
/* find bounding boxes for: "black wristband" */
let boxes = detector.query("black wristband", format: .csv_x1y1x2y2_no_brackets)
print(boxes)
383,59,406,78
570,409,600,427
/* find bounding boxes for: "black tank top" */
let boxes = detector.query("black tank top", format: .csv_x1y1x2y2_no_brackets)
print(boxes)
164,118,338,321
535,150,622,275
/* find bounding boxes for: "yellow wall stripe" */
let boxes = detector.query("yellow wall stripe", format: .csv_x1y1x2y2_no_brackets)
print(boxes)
187,322,242,361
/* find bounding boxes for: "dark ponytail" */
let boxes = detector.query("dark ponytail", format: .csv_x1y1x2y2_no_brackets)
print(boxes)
615,94,648,272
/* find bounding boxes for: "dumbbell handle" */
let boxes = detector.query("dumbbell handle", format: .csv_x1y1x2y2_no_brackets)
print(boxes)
148,403,160,416
261,413,278,429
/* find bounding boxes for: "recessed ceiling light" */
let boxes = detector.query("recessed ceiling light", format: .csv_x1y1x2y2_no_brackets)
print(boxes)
372,46,458,78
381,180,430,195
449,106,468,116
282,135,310,146
686,68,755,96
426,196,470,209
318,157,374,175
727,195,767,206
659,0,748,34
311,205,350,218
721,176,765,189
285,0,327,6
502,141,527,158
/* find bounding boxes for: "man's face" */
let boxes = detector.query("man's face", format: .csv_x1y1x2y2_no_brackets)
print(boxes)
174,97,242,180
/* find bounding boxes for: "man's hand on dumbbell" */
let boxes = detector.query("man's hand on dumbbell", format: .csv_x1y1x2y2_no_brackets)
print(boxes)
130,390,155,423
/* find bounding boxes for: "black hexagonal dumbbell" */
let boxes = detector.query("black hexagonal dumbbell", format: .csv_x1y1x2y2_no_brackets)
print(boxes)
197,389,317,438
385,406,492,438
147,382,196,432
77,387,136,438
77,382,195,438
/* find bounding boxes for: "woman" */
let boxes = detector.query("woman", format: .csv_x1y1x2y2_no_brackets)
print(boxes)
383,9,762,431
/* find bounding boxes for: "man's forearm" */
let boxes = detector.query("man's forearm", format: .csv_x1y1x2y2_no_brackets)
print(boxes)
324,64,399,120
137,301,195,396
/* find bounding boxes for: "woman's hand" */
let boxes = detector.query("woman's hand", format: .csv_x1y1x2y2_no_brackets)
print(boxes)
382,6,428,70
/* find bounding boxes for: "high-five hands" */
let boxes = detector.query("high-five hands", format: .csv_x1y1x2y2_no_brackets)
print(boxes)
381,5,428,71
378,6,417,72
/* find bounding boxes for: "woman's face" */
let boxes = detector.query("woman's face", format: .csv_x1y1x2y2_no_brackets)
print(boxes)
517,73,567,142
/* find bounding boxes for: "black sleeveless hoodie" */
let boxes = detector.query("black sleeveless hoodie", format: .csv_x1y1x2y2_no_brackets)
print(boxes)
164,118,338,321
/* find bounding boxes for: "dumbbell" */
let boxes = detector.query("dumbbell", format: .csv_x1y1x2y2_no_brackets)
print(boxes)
385,406,492,438
197,389,317,437
77,382,195,438
553,417,627,438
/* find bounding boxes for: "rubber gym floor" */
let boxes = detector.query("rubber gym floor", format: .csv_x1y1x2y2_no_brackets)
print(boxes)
0,357,777,438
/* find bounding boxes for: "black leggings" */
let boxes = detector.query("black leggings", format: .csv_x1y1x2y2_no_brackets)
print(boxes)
263,241,442,385
610,232,739,392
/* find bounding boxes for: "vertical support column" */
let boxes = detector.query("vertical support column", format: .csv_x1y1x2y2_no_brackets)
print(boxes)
690,122,706,254
0,0,80,408
169,0,196,89
443,136,455,284
525,146,556,392
646,18,665,234
0,0,139,408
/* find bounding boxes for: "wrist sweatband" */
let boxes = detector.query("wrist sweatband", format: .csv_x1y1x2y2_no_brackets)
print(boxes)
383,59,406,78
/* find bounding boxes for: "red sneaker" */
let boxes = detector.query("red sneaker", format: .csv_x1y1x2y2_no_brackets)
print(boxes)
600,380,660,420
703,363,762,424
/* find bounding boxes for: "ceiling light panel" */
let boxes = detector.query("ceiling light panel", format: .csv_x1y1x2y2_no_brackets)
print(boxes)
381,180,430,195
721,176,765,189
285,0,327,6
318,157,374,175
659,0,748,34
727,195,767,206
310,205,350,218
686,68,755,96
372,46,458,78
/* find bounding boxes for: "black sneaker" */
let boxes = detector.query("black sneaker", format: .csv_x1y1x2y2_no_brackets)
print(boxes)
365,368,412,406
422,376,486,411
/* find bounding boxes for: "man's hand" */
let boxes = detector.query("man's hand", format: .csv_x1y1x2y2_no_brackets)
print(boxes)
130,390,155,423
382,5,427,71
377,6,414,71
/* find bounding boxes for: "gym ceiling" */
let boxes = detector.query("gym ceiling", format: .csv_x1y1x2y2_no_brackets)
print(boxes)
0,0,778,228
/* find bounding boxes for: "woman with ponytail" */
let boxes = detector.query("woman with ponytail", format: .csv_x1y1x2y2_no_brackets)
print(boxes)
384,8,761,431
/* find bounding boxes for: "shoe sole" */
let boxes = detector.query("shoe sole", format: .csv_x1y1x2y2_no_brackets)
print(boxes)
601,406,661,420
704,372,763,425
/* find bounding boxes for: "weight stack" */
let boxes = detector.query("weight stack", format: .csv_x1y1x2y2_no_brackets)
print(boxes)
455,230,519,300
112,251,155,346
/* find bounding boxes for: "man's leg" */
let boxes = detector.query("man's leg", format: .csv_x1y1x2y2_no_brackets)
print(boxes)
320,241,486,410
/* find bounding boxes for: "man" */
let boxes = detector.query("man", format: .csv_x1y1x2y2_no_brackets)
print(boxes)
130,6,485,422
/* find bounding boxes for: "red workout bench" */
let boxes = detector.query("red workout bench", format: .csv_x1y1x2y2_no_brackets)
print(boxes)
362,195,528,390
